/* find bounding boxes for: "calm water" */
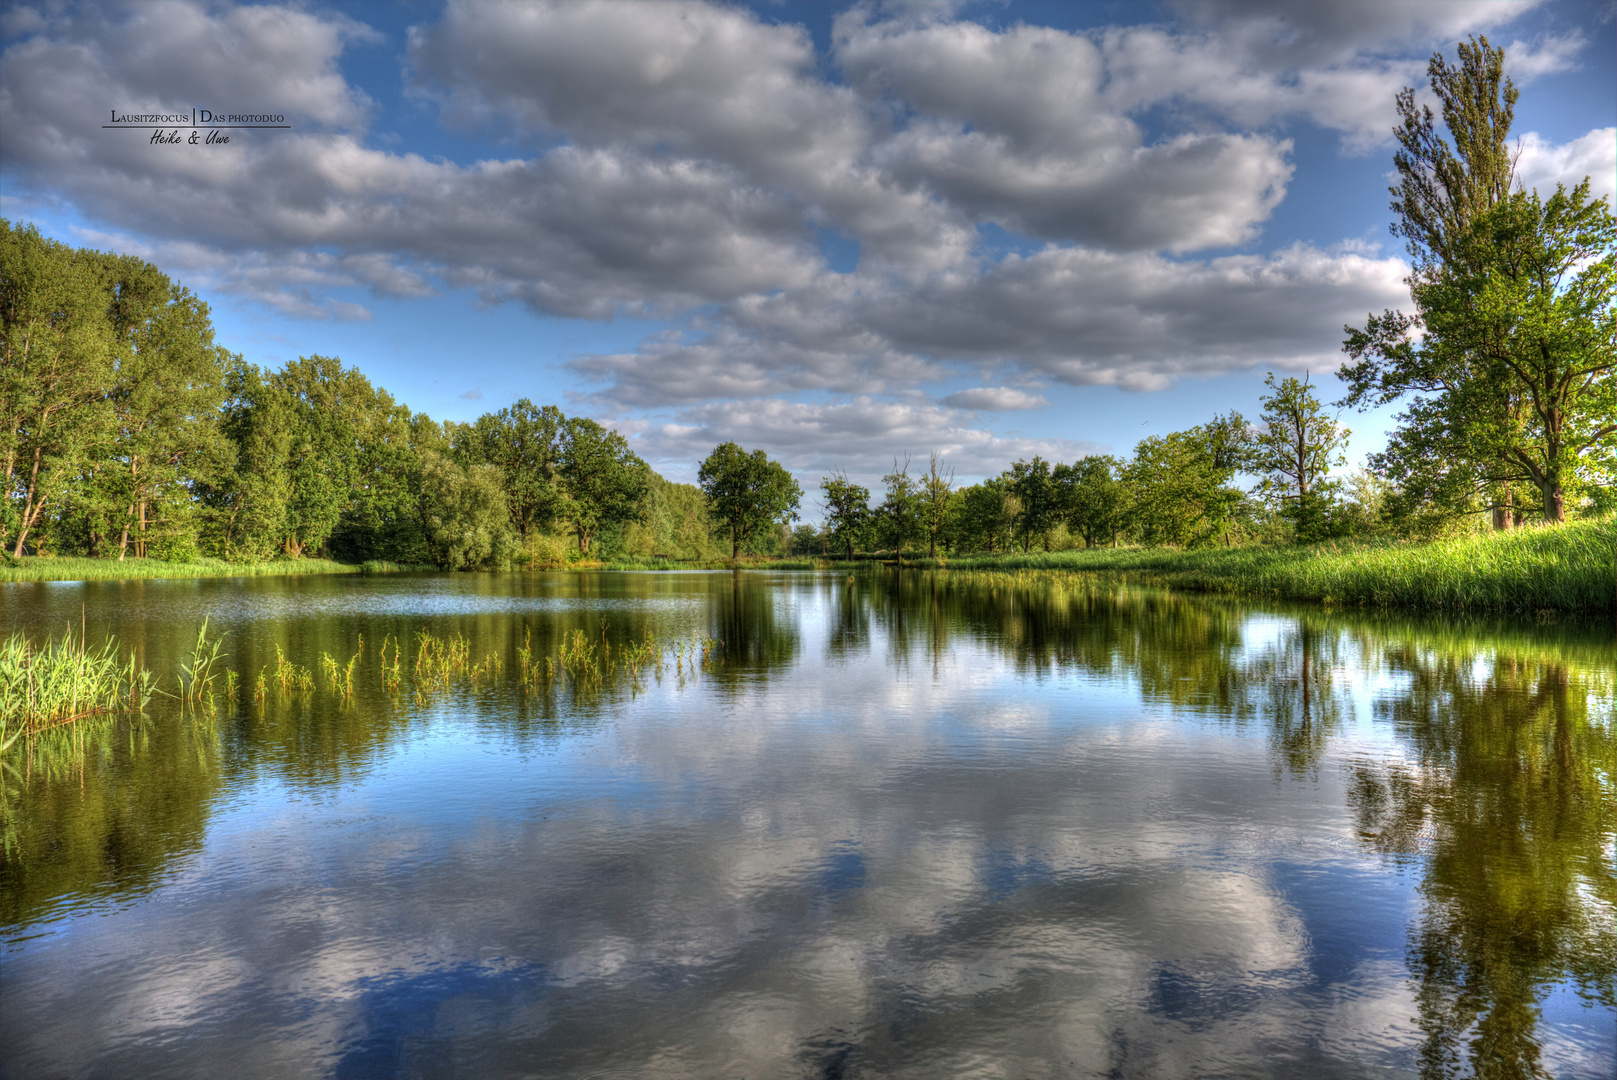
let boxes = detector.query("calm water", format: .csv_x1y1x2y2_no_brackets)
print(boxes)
1,570,1612,1079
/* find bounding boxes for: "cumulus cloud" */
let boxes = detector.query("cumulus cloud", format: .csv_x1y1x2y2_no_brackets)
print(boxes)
575,242,1409,411
1100,0,1545,152
1515,128,1617,206
0,0,1568,468
940,388,1049,412
836,14,1294,251
629,397,1105,486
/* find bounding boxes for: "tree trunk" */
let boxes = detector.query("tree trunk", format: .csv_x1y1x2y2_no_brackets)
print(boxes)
1491,485,1514,531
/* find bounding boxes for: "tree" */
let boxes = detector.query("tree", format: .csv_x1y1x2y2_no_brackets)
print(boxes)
561,418,648,554
1250,373,1351,542
879,456,923,559
955,478,1017,553
1007,456,1059,552
698,442,802,559
2,222,118,557
1125,415,1248,548
919,452,955,558
416,450,518,570
453,399,566,542
819,471,871,560
1062,455,1128,548
1341,36,1617,524
201,359,293,560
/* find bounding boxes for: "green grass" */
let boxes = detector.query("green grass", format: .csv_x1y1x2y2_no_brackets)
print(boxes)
0,555,406,583
596,555,827,571
0,629,154,750
914,517,1617,613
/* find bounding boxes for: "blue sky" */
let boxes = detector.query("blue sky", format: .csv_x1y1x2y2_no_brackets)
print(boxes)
3,0,1613,500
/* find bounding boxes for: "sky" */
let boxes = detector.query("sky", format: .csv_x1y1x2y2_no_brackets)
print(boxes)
3,0,1614,504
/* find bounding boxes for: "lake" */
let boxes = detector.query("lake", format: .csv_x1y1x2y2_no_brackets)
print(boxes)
1,570,1612,1079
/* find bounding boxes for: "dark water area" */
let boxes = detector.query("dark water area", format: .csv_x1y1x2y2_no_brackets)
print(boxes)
1,570,1612,1079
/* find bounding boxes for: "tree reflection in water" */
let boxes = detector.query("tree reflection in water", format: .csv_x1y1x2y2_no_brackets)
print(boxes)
857,569,1614,1078
2,569,1610,1076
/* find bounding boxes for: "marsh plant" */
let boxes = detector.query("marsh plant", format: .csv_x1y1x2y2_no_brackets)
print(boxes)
0,628,154,751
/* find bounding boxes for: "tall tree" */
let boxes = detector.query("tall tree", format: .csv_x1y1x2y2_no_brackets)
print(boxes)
879,456,923,559
1062,455,1128,549
453,399,566,542
699,442,802,559
956,478,1017,553
416,450,518,570
97,257,232,560
1125,415,1248,548
561,417,648,554
1250,373,1351,542
919,452,955,558
819,471,871,560
1341,36,1617,524
1,222,118,557
1007,456,1059,552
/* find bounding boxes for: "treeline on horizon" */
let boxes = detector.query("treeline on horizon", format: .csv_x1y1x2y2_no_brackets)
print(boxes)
3,214,1612,571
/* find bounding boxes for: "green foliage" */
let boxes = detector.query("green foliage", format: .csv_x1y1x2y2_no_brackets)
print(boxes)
919,453,955,557
2,222,126,556
1060,455,1128,548
1251,373,1351,542
1007,456,1059,552
819,471,872,560
1342,36,1617,525
954,477,1017,553
698,442,802,559
917,516,1617,613
620,472,725,561
1124,414,1248,548
878,456,923,557
560,417,649,554
452,399,567,540
416,450,520,570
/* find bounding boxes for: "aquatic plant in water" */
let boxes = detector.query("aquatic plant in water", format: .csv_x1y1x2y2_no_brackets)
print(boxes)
0,628,154,751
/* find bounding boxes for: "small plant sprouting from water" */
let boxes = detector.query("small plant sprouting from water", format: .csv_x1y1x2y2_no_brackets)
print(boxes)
0,628,154,750
378,634,403,692
177,619,227,706
273,646,314,696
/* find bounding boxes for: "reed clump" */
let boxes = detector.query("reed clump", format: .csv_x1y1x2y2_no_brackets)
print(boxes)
0,628,153,750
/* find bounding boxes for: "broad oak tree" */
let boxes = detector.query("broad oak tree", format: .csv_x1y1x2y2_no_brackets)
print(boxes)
699,442,801,559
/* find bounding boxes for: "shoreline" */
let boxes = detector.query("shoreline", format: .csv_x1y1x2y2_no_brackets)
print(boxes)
4,518,1612,614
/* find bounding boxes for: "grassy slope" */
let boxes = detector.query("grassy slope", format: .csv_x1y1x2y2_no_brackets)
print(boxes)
919,517,1617,613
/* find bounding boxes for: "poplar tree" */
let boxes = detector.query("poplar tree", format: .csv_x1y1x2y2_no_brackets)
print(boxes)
1340,36,1617,524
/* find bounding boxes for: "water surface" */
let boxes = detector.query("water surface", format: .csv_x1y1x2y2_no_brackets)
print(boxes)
2,570,1612,1078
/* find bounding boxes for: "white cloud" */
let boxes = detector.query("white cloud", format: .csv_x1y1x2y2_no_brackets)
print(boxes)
940,387,1049,412
630,397,1104,487
1516,128,1617,207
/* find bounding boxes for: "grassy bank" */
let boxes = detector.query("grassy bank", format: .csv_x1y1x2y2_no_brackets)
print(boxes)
916,517,1617,614
0,556,432,584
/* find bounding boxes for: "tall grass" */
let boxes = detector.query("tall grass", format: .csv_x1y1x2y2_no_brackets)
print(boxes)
0,556,366,584
0,629,154,750
917,517,1617,614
